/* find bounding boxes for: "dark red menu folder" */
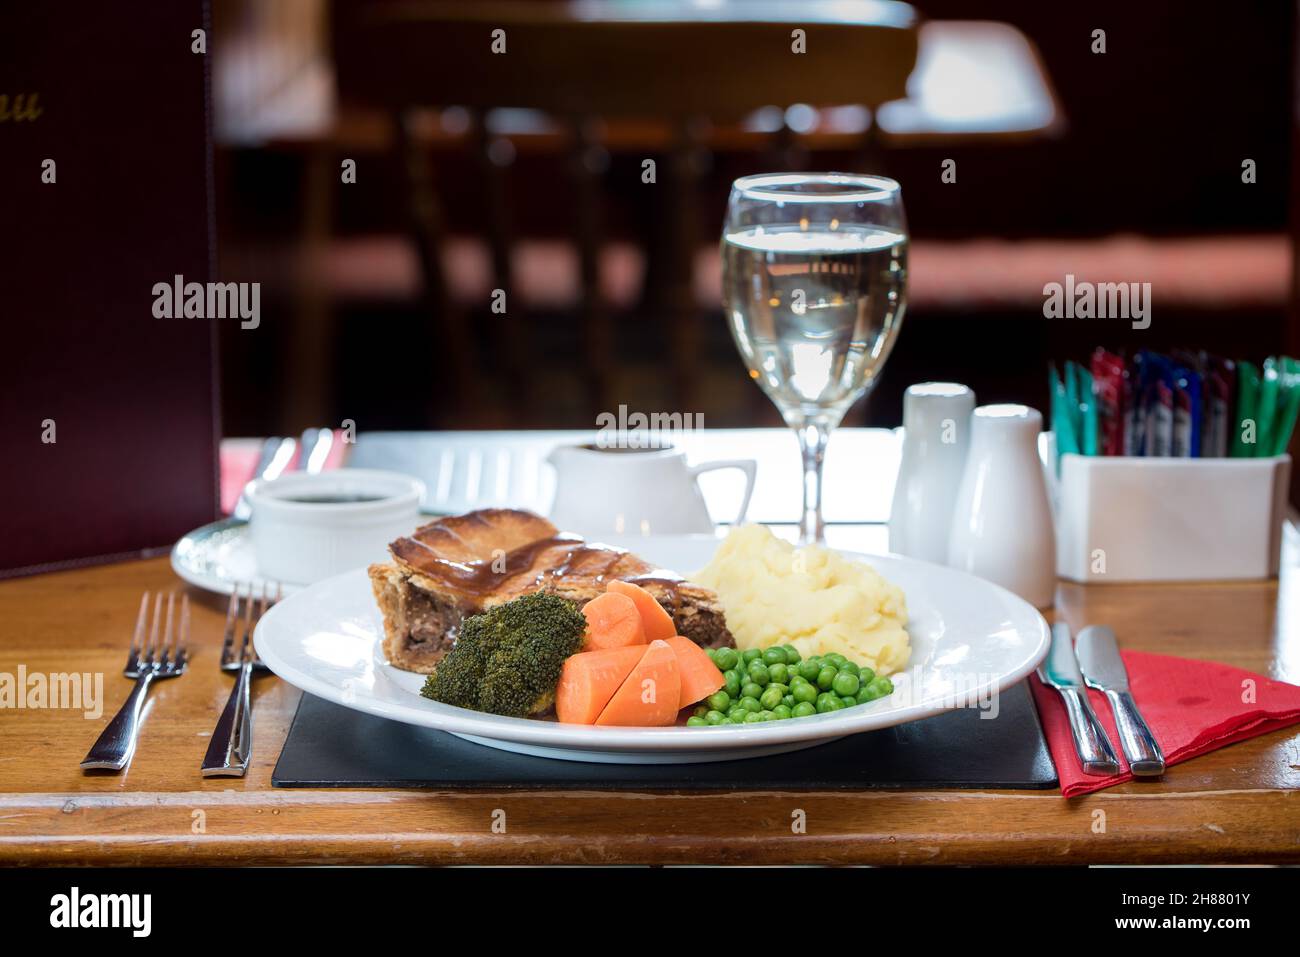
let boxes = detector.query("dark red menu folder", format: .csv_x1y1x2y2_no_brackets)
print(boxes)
0,3,220,577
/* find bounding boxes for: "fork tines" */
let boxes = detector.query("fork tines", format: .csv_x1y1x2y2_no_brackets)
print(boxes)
220,582,280,669
128,591,190,676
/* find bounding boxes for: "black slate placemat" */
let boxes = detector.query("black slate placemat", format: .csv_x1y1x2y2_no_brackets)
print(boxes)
272,679,1057,789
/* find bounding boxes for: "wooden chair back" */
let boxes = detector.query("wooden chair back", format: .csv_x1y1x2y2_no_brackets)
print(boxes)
333,0,919,423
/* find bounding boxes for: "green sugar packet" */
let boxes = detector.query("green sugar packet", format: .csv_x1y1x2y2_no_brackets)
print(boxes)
1270,356,1300,456
1051,363,1080,466
1231,360,1260,456
1074,363,1099,456
1064,359,1079,432
1256,357,1281,457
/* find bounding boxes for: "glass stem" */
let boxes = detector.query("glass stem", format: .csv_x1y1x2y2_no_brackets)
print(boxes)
796,421,832,544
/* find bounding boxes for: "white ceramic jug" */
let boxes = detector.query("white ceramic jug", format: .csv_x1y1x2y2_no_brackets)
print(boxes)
888,382,975,564
947,405,1056,608
546,444,756,537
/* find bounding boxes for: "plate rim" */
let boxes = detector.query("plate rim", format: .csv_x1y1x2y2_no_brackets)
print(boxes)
170,518,303,596
253,542,1051,752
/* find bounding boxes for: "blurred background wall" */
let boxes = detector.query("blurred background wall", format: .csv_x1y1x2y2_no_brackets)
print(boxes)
210,0,1295,435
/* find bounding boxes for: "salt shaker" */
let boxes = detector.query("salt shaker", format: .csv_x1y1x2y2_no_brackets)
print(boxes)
947,404,1056,608
888,383,975,564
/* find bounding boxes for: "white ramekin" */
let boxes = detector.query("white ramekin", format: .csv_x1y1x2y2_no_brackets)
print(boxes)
245,469,425,584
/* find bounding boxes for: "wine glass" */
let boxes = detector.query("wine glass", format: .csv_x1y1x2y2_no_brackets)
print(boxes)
721,173,908,544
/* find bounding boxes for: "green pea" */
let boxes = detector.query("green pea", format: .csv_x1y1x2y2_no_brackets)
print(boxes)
714,648,739,671
825,653,847,667
858,667,876,685
730,714,748,724
705,710,727,725
760,686,784,710
743,711,764,723
742,648,763,663
741,682,764,700
686,716,708,727
792,701,817,718
767,682,789,698
792,681,818,704
759,710,778,721
781,694,796,709
797,660,821,682
767,662,789,685
816,694,844,714
747,661,771,687
723,670,743,697
772,704,792,720
707,690,732,712
864,676,894,700
694,704,710,718
739,695,762,713
817,665,838,691
728,706,746,719
832,671,860,697
762,647,786,666
864,683,891,702
839,695,858,708
837,660,860,676
783,645,801,664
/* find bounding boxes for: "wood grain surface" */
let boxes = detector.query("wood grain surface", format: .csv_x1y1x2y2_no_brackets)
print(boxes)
1,555,1298,866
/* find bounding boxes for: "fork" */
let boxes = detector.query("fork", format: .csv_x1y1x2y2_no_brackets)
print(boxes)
201,583,277,777
81,591,190,771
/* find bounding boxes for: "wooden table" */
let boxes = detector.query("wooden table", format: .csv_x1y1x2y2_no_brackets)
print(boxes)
3,539,1299,867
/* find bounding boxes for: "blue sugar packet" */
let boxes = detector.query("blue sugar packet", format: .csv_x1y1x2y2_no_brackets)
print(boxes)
1141,352,1175,458
1171,366,1202,457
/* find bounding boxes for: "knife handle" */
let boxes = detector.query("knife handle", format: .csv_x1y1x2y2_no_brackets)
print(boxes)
1060,687,1120,776
1105,689,1166,777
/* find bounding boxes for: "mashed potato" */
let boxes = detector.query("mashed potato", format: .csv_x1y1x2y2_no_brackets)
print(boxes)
695,524,910,676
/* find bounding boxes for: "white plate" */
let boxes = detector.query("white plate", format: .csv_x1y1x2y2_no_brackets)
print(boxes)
254,537,1050,764
170,519,305,596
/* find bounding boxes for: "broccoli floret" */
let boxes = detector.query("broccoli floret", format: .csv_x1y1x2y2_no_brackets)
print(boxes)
480,644,552,716
420,639,482,710
420,591,586,717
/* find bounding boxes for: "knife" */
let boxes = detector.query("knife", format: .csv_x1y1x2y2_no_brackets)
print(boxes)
1037,622,1121,775
1077,625,1166,776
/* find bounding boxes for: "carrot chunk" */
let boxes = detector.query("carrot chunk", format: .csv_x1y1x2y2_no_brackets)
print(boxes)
606,579,676,642
665,636,725,709
595,639,681,727
556,646,646,725
581,591,646,651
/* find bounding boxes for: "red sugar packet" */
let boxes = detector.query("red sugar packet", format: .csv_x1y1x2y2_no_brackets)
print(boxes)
1029,650,1300,797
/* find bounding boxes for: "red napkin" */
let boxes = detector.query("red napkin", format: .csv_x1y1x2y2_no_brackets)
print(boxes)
1029,650,1300,797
